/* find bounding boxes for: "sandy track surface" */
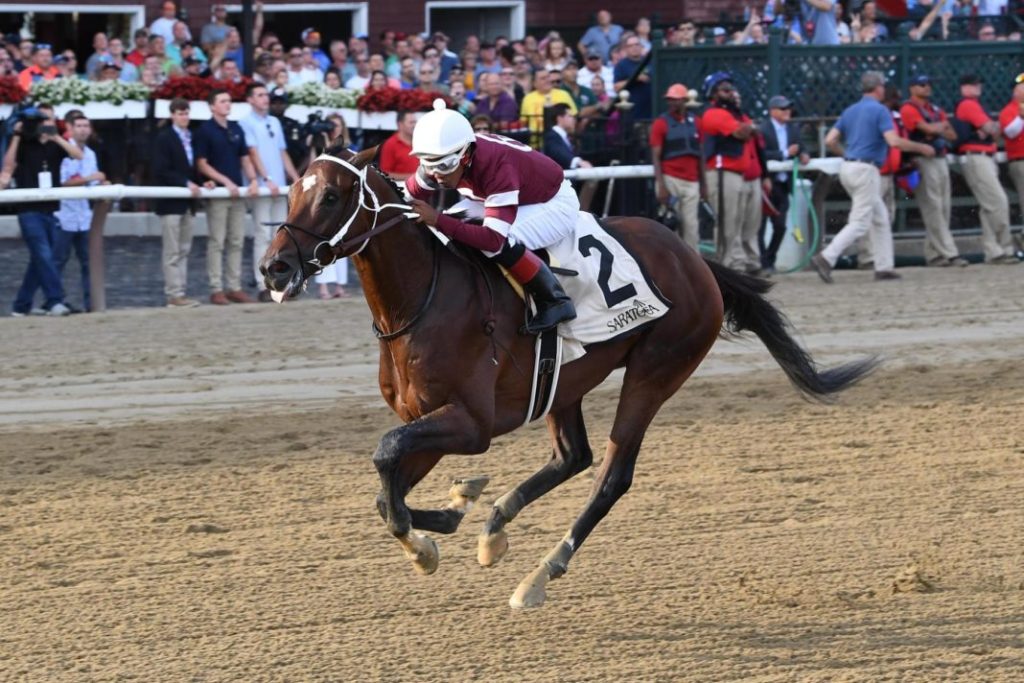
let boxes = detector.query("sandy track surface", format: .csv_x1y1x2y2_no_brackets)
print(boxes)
1,266,1023,682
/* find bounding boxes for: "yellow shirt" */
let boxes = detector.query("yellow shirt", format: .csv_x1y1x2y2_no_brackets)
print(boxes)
520,89,577,148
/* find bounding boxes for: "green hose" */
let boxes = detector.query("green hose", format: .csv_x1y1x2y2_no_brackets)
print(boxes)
780,158,821,274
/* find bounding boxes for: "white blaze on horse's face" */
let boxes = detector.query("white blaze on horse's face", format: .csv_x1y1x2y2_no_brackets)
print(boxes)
302,174,319,193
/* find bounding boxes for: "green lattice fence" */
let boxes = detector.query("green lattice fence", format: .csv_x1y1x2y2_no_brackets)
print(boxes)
652,34,1024,119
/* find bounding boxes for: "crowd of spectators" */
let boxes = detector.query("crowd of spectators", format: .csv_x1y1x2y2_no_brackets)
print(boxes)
1,2,1021,316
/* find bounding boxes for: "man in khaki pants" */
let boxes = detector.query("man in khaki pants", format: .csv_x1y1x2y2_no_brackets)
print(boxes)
811,71,936,283
151,97,205,307
651,83,703,250
194,89,260,304
954,74,1017,264
700,71,764,272
998,73,1024,263
899,75,969,267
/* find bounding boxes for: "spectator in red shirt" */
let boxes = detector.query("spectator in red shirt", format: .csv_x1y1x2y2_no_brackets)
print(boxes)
899,75,967,267
953,74,1016,264
125,28,149,68
999,74,1024,265
701,71,765,272
378,111,420,180
650,83,702,249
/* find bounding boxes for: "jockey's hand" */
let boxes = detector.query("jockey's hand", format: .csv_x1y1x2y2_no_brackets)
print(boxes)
408,199,439,226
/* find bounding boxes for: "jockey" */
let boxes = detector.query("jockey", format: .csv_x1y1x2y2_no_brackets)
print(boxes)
405,99,577,334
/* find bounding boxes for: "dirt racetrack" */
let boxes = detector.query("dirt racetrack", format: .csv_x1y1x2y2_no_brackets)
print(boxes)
1,264,1022,682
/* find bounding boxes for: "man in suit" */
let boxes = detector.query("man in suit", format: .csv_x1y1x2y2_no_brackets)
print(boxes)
759,94,808,274
152,97,205,307
543,103,596,211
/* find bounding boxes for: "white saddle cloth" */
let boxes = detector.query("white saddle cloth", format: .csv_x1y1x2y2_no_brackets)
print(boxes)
550,212,671,360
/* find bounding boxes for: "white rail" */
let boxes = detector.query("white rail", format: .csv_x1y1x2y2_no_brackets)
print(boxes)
0,153,1007,202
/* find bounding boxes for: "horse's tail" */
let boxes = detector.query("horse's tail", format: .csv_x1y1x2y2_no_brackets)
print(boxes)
704,258,879,401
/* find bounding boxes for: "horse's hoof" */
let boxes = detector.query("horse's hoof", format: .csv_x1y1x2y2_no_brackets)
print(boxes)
401,532,439,575
478,529,509,567
449,475,489,501
509,566,549,609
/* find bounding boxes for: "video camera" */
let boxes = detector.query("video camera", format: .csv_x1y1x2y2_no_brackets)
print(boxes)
302,111,336,139
4,103,54,141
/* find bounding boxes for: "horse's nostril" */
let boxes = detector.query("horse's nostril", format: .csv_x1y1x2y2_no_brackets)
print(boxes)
268,259,292,276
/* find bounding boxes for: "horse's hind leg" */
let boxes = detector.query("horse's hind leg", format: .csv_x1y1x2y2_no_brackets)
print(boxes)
509,332,712,608
478,400,593,567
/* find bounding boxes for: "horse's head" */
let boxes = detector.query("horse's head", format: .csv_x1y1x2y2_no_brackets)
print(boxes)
259,144,408,301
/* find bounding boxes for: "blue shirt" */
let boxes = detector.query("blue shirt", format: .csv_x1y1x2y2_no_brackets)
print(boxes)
579,24,624,63
239,111,287,185
835,95,894,166
801,0,839,45
612,57,652,119
193,118,248,186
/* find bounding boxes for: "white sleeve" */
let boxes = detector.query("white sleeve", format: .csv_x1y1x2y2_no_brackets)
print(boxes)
1003,116,1024,139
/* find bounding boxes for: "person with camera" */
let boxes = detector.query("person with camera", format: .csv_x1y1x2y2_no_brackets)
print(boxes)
1,104,84,316
240,83,300,303
650,83,702,251
194,88,260,305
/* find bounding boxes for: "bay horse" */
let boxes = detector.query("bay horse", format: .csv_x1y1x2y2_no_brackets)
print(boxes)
259,144,876,609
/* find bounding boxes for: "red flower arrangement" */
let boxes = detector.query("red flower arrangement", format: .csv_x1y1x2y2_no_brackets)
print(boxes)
0,76,27,104
152,76,254,102
357,87,450,113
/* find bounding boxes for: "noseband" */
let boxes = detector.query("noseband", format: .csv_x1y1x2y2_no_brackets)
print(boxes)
275,154,414,280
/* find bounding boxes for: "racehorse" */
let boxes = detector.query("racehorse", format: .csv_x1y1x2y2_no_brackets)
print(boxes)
259,144,876,608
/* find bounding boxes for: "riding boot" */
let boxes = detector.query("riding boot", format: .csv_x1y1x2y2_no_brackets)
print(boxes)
504,248,576,334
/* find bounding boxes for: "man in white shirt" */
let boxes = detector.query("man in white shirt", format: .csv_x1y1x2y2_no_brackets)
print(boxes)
344,54,371,90
578,50,614,95
56,113,105,312
286,47,321,86
149,1,184,46
239,83,300,302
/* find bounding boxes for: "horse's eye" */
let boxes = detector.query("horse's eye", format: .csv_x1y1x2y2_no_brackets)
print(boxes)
322,192,338,205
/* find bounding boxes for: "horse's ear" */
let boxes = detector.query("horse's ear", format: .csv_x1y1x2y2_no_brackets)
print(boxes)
352,145,382,169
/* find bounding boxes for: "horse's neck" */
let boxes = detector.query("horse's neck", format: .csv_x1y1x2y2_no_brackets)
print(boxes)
352,206,437,332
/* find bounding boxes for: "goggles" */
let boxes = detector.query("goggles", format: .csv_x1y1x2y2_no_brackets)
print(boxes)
419,149,465,175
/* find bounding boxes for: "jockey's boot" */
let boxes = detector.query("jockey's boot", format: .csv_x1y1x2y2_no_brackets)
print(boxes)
504,248,575,334
522,263,576,334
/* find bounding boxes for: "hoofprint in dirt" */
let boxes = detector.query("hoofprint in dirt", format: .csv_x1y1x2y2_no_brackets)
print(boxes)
1,265,1022,681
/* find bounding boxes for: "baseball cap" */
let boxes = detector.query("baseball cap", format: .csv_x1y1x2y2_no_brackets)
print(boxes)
269,88,288,103
182,57,201,67
909,74,930,86
664,83,688,99
53,54,69,64
713,27,726,36
586,49,602,59
301,28,321,42
768,94,792,109
354,32,369,40
959,73,981,85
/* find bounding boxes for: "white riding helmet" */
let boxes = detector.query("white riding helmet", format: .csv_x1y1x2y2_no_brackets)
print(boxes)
410,98,475,174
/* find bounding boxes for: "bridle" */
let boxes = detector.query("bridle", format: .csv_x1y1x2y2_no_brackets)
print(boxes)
275,153,415,281
274,153,442,340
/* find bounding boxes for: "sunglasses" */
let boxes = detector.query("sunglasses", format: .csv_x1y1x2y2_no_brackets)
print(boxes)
265,122,275,138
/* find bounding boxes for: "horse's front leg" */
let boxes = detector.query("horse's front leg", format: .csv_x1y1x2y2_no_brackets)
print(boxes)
373,403,491,575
